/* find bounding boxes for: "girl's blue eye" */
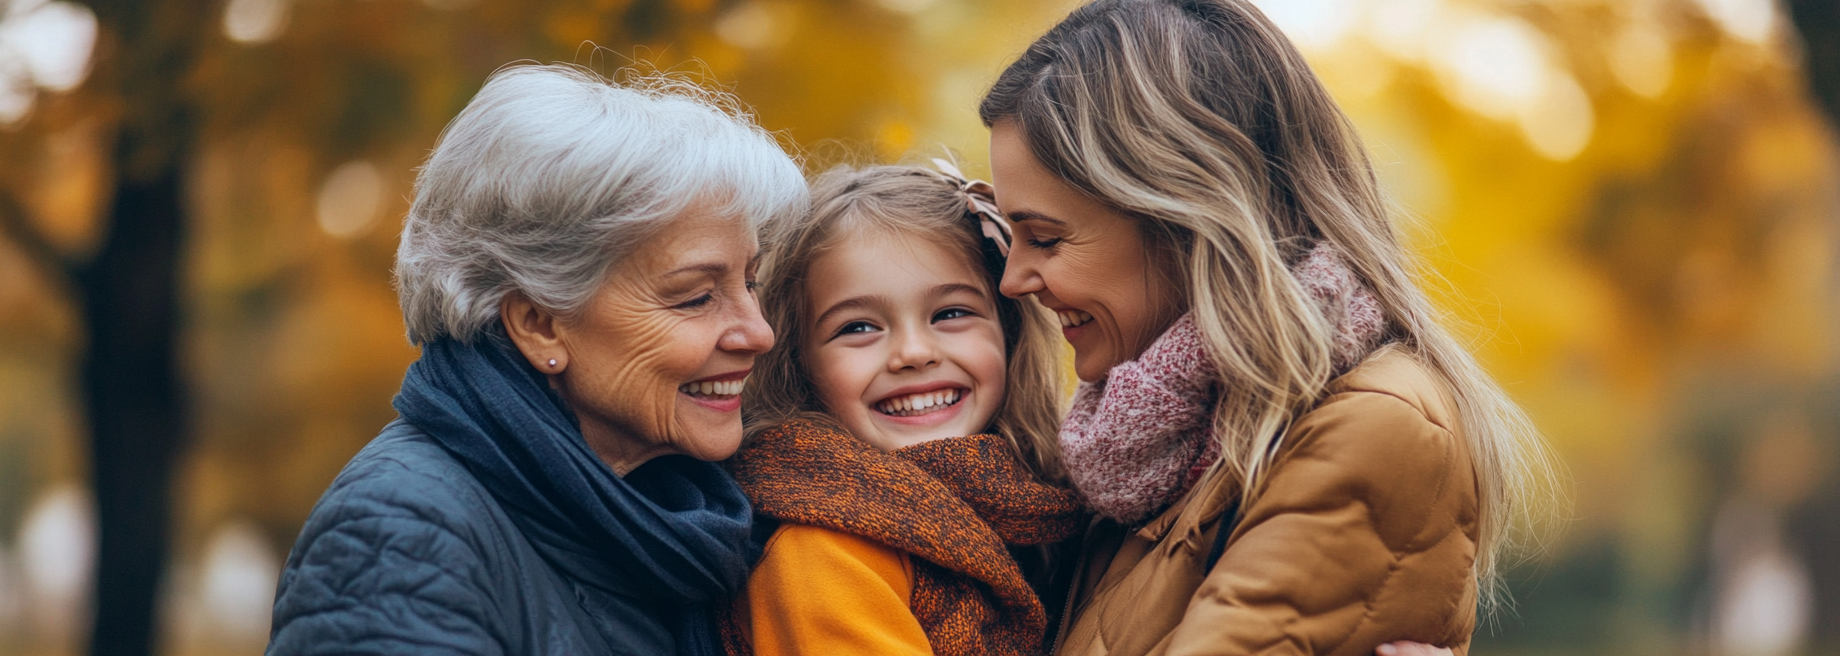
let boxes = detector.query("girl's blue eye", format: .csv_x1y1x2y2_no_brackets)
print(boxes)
1027,237,1063,249
836,321,878,336
675,293,714,309
745,281,759,293
933,308,974,323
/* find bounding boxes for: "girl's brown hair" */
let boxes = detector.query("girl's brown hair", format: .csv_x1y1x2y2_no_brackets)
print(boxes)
979,0,1557,609
744,164,1069,483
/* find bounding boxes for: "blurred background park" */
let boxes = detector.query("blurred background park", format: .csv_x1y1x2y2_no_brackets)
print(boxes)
0,0,1836,654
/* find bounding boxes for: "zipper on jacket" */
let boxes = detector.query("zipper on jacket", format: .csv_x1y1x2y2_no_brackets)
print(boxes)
1048,521,1100,655
1048,559,1081,656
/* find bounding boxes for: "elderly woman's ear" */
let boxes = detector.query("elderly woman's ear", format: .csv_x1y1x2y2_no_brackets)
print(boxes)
502,292,568,375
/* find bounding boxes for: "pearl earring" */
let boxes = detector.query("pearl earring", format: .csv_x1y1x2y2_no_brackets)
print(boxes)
547,359,558,368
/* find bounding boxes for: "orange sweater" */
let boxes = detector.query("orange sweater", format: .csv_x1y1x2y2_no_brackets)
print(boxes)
736,524,931,656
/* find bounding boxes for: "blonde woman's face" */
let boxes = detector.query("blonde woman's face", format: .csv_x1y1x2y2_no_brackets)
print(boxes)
989,122,1183,382
802,230,1009,452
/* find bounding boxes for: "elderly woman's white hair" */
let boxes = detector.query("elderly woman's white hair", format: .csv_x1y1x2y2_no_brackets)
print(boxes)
395,63,808,344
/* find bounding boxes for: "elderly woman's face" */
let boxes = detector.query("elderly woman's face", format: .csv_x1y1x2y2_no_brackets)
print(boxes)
507,210,773,473
989,122,1184,382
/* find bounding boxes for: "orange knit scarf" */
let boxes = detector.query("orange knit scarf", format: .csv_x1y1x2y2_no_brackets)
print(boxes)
721,419,1085,656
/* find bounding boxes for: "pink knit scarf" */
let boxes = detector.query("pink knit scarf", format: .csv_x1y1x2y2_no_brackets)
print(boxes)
1061,243,1387,524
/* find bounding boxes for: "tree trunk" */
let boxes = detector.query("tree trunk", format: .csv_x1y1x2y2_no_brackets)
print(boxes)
1788,0,1840,124
78,125,190,656
70,1,206,651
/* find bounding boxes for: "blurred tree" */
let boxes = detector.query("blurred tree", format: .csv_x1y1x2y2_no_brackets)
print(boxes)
0,0,212,653
1788,0,1840,124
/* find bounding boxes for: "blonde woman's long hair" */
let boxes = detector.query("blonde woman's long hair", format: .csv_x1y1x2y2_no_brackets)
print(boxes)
979,0,1557,608
744,164,1070,484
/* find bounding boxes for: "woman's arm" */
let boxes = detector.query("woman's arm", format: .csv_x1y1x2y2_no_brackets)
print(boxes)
1163,390,1478,656
1379,642,1455,656
743,524,933,656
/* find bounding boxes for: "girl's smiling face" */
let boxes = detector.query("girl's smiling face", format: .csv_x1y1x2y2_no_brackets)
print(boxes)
802,230,1008,452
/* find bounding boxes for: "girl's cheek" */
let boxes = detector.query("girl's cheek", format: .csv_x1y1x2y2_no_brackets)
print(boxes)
964,326,1010,421
811,348,872,406
807,351,845,401
974,341,1007,378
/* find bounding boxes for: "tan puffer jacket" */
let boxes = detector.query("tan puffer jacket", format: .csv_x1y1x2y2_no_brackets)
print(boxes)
1052,349,1480,656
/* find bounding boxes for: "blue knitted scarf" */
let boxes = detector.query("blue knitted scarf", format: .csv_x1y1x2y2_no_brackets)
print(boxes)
392,335,754,650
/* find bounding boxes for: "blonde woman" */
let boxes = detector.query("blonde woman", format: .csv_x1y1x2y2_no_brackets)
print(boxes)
978,0,1554,654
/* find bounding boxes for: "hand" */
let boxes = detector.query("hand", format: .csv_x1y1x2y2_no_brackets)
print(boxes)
1376,642,1453,656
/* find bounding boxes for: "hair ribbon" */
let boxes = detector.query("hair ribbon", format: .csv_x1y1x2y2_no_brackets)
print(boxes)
931,158,1012,258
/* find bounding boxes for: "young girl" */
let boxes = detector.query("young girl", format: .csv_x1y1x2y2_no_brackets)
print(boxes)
720,162,1081,656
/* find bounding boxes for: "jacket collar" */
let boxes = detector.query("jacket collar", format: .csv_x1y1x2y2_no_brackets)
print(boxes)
1132,348,1451,546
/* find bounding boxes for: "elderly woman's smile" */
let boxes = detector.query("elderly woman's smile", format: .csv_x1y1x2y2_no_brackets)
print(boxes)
679,373,749,410
504,209,774,474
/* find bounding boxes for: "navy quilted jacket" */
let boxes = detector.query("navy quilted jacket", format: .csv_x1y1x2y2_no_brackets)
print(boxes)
269,421,679,654
268,337,754,655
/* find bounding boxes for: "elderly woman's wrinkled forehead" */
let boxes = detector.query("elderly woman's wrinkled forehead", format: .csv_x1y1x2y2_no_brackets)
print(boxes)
395,64,809,346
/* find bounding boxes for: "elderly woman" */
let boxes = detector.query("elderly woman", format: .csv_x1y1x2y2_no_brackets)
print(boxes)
267,64,806,653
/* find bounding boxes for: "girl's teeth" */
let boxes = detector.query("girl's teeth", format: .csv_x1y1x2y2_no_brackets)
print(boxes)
877,389,964,416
